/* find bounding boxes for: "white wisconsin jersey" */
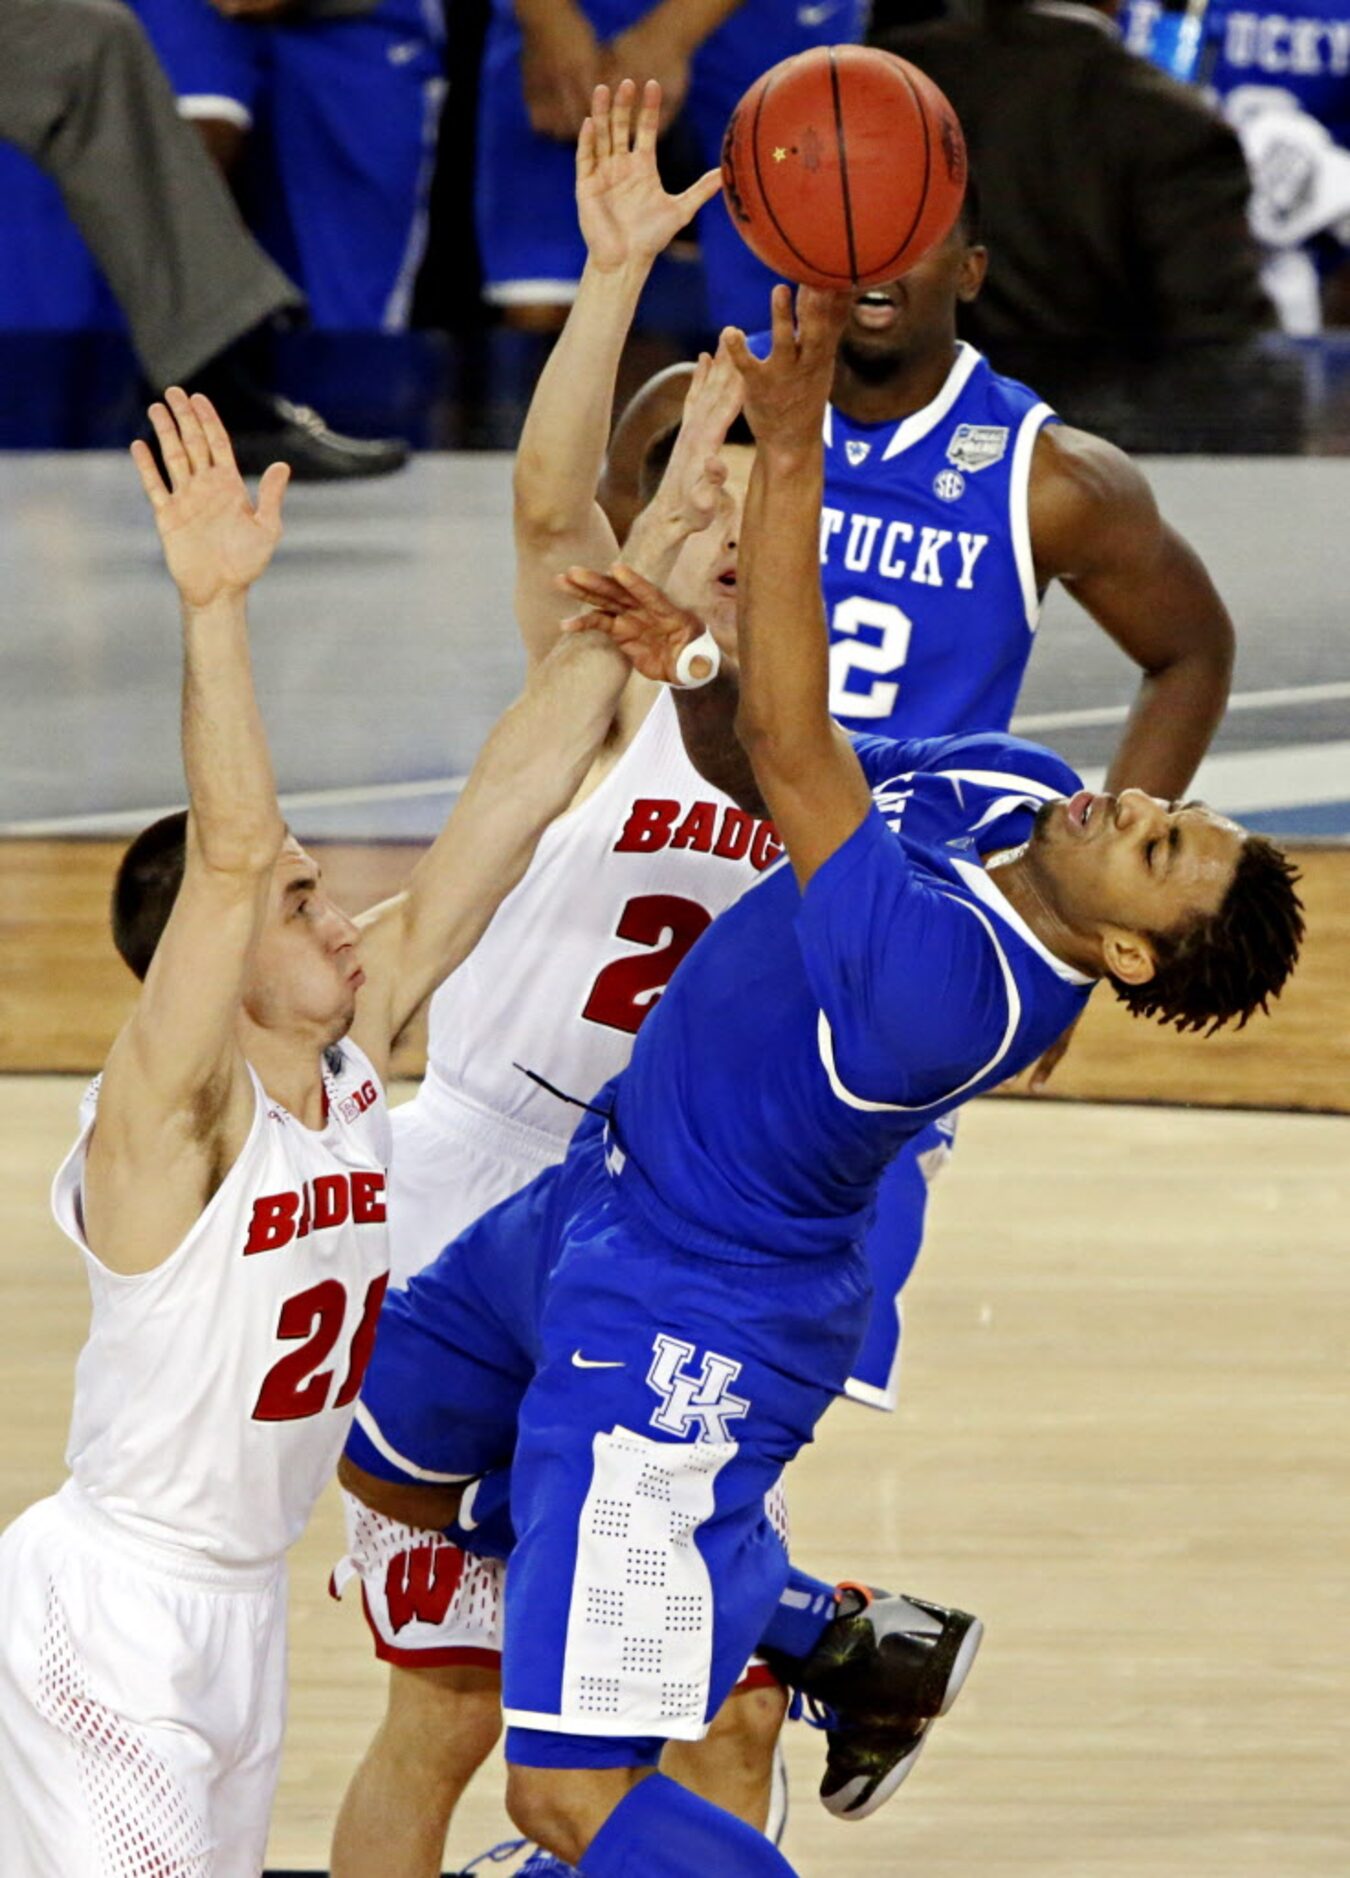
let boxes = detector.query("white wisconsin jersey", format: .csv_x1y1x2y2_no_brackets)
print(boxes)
427,687,782,1137
50,1041,392,1569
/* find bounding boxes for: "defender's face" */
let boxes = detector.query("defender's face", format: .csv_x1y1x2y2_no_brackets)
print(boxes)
841,228,986,368
666,443,755,650
1035,789,1243,948
244,837,363,1042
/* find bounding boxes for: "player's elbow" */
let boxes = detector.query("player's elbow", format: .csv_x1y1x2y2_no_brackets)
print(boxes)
192,814,286,882
512,452,582,544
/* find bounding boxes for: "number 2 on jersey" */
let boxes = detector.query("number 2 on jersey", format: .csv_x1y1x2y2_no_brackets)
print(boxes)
583,893,713,1035
252,1272,389,1422
827,596,914,720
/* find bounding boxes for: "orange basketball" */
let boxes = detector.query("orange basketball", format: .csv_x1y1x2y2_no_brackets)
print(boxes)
720,45,967,290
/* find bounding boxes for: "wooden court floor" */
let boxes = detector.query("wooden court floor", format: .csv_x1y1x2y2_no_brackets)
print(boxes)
1,1080,1345,1877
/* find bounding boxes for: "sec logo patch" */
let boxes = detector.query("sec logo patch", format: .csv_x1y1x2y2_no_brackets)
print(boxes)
933,468,966,502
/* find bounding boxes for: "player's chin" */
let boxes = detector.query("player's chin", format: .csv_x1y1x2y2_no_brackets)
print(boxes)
706,589,737,640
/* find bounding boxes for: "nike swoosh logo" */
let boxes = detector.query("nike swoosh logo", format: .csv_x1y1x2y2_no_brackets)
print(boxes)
571,1351,625,1369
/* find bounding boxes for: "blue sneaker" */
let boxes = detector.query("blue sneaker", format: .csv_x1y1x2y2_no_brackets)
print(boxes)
516,1854,580,1877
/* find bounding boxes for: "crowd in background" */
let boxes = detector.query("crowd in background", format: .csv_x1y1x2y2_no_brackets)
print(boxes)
2,0,1349,451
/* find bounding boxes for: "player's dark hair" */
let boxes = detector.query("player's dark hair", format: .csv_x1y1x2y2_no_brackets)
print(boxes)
638,412,757,506
1109,835,1304,1035
957,166,982,246
111,809,188,981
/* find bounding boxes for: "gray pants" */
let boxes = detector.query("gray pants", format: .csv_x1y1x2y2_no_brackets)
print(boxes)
0,0,301,384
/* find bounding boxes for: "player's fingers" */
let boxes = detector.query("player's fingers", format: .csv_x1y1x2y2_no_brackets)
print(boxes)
166,385,210,473
609,562,676,613
636,78,661,154
591,82,612,162
560,566,632,610
190,393,237,473
770,283,796,355
148,400,190,490
129,438,170,512
610,75,636,154
677,169,723,223
721,326,756,378
576,112,596,179
255,460,291,532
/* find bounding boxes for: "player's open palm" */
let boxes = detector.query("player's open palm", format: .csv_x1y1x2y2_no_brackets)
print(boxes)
560,562,712,683
654,341,744,538
577,79,721,271
131,389,289,610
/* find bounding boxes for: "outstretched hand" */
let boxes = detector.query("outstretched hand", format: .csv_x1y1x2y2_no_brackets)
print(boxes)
723,282,852,452
131,389,289,610
577,79,721,271
649,339,745,538
559,563,714,683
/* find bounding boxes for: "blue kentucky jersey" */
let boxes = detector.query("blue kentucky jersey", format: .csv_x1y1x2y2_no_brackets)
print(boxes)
606,732,1095,1263
747,337,1058,739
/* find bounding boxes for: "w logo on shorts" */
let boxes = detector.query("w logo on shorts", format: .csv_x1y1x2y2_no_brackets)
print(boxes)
384,1541,465,1634
646,1336,750,1446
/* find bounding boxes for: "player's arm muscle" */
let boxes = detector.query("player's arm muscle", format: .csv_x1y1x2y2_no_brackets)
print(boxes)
87,594,282,1271
727,293,871,884
351,628,631,1059
1031,426,1234,799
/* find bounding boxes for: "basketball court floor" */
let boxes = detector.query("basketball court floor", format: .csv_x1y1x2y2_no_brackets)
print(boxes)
1,449,1347,1874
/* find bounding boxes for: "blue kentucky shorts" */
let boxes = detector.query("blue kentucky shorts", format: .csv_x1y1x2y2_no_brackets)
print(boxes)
346,1109,871,1766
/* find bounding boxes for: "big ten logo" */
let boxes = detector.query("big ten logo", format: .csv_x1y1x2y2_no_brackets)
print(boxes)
384,1540,466,1635
243,1170,386,1256
613,799,783,873
338,1079,379,1126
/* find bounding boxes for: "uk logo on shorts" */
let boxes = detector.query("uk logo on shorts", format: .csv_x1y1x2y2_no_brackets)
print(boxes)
647,1336,750,1446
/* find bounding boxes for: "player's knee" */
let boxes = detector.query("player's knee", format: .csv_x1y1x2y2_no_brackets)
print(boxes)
711,1681,789,1775
506,1764,640,1865
385,1665,503,1788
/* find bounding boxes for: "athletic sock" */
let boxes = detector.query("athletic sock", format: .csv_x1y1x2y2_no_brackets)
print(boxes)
757,1566,839,1662
579,1772,799,1877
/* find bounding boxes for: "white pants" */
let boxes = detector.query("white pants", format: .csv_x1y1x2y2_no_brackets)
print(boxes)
0,1483,287,1878
388,1075,568,1287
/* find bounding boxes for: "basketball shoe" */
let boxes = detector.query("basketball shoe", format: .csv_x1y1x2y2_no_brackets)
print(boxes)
763,1583,984,1821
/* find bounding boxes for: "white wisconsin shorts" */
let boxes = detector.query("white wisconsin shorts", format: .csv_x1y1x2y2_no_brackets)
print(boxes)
0,1482,287,1878
388,1077,567,1287
333,1484,790,1694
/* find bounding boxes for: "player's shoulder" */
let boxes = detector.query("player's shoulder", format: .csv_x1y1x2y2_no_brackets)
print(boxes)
854,729,1080,799
1030,422,1157,554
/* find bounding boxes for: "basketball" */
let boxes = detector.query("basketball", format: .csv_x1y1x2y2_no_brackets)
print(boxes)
720,45,967,290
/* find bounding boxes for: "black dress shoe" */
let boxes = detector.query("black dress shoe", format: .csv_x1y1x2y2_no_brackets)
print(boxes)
227,393,408,482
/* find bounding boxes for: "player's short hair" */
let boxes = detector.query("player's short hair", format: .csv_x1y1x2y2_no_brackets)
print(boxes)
111,809,188,981
956,166,982,245
1109,834,1304,1035
638,412,757,508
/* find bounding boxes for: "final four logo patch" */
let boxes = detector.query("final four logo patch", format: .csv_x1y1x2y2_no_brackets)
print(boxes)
946,424,1009,472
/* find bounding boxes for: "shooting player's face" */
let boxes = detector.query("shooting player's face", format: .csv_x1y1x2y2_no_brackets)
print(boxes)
244,837,364,1044
1035,789,1243,979
841,225,986,373
667,443,755,648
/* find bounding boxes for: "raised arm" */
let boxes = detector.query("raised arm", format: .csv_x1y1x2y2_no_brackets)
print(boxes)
84,392,290,1274
513,78,720,662
348,628,634,1068
724,287,873,888
1030,425,1234,800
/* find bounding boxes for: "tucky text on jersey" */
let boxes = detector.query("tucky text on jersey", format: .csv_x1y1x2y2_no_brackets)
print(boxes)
243,1170,387,1256
819,507,990,589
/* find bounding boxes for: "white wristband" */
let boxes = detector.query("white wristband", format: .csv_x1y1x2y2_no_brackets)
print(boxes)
671,629,721,690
